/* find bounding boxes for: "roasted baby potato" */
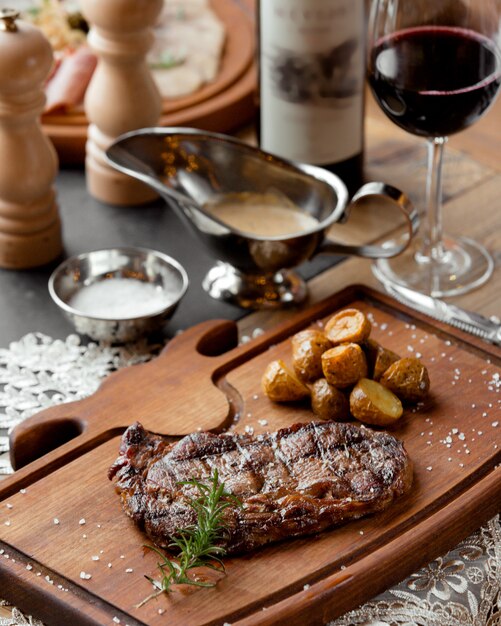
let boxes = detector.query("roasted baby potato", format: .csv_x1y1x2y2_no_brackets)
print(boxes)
364,338,401,381
291,329,332,382
321,343,368,388
379,357,430,403
324,308,372,345
261,359,310,402
350,378,403,426
310,378,350,421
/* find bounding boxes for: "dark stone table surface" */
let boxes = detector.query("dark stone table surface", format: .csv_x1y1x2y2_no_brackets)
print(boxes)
0,167,342,347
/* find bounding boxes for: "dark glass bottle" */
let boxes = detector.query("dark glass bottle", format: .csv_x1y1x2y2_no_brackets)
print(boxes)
257,0,365,196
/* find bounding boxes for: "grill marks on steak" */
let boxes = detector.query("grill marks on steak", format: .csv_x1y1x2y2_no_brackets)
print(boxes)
109,421,413,554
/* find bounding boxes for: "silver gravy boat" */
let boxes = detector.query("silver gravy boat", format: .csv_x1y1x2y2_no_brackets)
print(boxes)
106,128,418,309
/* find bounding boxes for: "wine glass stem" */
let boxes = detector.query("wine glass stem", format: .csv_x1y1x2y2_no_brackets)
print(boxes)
419,136,448,263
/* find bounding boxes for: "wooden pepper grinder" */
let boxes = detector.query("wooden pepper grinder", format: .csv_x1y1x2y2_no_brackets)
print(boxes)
81,0,163,206
0,9,62,269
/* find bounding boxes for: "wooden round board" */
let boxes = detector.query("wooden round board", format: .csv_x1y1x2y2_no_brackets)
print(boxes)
42,0,257,164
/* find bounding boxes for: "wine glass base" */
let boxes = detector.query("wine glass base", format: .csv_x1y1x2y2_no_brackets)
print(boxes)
373,234,494,297
202,262,308,309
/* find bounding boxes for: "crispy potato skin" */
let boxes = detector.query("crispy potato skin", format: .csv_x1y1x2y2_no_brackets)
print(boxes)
350,378,403,426
380,357,431,403
261,308,431,426
291,329,332,383
310,378,350,421
364,338,401,381
321,343,368,388
324,308,372,345
261,359,310,402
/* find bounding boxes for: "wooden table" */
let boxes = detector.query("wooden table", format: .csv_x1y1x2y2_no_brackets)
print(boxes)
238,89,501,339
1,90,500,623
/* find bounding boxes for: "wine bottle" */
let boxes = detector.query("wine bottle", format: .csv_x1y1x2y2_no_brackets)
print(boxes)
257,0,365,196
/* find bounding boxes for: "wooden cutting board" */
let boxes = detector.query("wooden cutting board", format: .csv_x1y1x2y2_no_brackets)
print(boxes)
0,285,500,626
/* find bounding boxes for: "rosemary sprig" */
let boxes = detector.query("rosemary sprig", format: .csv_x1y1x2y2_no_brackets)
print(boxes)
137,468,240,607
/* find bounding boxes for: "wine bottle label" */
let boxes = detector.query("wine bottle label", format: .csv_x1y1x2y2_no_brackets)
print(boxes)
259,0,364,165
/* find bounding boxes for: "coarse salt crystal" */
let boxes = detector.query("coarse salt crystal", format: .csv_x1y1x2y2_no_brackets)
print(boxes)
91,556,99,561
69,278,176,320
493,421,499,427
26,564,33,570
5,503,13,509
303,584,310,590
79,571,92,580
426,466,433,471
53,518,60,525
19,489,26,494
79,518,86,525
258,419,268,426
113,618,120,624
125,568,133,573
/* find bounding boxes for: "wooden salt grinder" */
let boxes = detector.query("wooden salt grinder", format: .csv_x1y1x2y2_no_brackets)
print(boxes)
0,9,62,269
81,0,163,206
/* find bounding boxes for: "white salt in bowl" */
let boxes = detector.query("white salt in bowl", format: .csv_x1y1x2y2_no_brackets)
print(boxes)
49,247,189,342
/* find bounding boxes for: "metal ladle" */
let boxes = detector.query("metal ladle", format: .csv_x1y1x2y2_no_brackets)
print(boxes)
106,128,418,309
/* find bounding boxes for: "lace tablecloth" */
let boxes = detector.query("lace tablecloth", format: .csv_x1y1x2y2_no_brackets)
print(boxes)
0,333,500,626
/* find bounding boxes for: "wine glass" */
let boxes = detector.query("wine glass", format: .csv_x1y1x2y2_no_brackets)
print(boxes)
367,0,501,296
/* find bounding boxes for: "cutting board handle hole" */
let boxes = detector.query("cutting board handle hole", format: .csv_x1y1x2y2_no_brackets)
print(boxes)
196,320,239,357
10,417,84,470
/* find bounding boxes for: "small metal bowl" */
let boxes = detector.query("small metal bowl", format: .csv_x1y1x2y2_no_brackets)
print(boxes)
49,247,189,342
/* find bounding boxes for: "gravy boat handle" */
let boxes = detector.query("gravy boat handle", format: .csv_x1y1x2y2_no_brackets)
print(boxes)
317,182,419,259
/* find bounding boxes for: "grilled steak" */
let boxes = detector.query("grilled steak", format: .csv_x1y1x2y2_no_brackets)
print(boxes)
109,421,413,554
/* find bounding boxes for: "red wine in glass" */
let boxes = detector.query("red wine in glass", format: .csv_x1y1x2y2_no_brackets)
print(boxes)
369,27,501,138
367,0,501,297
